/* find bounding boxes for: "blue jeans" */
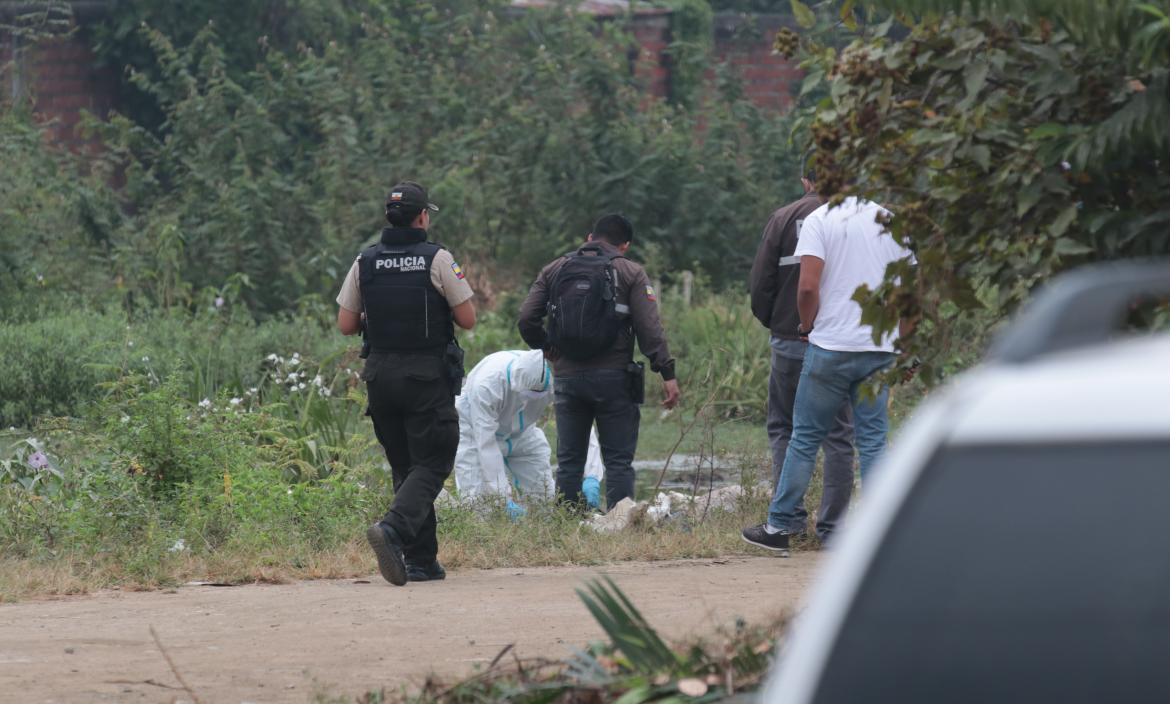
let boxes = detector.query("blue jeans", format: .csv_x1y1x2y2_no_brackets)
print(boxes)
768,345,895,532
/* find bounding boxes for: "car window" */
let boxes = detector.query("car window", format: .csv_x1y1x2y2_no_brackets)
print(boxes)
812,441,1170,704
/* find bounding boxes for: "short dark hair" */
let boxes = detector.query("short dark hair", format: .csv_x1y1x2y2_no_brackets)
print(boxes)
801,150,817,183
592,213,633,246
386,204,423,227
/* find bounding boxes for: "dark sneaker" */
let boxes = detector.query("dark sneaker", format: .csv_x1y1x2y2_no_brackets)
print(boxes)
406,560,447,582
366,522,407,586
741,523,791,556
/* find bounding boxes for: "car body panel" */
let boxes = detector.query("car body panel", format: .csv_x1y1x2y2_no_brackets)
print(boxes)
762,331,1170,704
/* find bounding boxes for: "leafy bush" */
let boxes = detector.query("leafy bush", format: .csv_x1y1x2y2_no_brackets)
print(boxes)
1,1,803,317
0,306,353,427
788,1,1170,383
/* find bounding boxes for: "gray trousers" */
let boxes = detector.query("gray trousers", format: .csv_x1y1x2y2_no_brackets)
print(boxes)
767,341,855,540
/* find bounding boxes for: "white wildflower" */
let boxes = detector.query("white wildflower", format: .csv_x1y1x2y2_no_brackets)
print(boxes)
229,397,242,406
321,388,332,397
198,398,212,409
168,539,187,553
120,415,130,423
141,355,150,363
297,382,306,390
128,340,135,347
286,372,299,383
214,296,225,308
312,375,324,387
266,353,279,362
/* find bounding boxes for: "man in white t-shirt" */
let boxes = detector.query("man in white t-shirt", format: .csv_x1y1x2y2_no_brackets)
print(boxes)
742,196,915,556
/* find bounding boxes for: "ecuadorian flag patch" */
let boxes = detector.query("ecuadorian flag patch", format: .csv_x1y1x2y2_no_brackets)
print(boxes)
452,262,465,280
645,285,656,302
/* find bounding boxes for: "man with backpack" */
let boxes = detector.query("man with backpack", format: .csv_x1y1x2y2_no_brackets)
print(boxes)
518,214,680,511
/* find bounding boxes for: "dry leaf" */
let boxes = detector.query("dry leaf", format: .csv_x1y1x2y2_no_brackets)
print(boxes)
678,678,709,697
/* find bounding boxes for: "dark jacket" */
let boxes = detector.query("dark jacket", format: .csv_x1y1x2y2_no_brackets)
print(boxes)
748,193,825,340
518,241,676,380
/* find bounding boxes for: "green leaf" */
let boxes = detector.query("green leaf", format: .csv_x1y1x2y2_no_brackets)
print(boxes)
841,0,858,31
791,0,816,29
1029,123,1067,140
1053,238,1094,256
1017,183,1043,217
969,144,991,171
615,686,656,704
800,69,825,97
1048,204,1079,238
964,62,989,99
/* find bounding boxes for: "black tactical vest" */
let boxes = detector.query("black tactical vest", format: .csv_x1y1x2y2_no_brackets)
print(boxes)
358,228,453,353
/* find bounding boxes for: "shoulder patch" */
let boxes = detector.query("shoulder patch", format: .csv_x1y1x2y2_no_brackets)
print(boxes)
451,261,465,280
645,284,656,302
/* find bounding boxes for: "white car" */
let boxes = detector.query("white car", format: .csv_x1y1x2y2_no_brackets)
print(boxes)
764,261,1170,704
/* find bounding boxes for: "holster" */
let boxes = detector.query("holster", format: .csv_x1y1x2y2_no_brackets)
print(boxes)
359,330,371,359
627,361,645,405
444,340,466,396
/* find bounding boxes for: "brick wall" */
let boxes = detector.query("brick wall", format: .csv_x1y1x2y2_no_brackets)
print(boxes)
620,10,801,112
713,13,801,112
1,1,119,152
629,13,672,101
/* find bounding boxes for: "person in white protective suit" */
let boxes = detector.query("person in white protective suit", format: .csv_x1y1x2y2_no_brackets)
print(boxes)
455,349,605,516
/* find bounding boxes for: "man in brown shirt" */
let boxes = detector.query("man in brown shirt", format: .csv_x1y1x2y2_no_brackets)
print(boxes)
518,214,680,510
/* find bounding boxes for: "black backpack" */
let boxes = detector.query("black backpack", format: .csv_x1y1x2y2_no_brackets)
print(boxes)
546,245,628,361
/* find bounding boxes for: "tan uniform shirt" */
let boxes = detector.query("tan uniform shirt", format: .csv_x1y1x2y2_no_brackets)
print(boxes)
336,247,474,313
518,241,676,380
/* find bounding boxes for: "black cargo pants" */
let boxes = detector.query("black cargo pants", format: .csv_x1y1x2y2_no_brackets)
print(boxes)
363,351,458,565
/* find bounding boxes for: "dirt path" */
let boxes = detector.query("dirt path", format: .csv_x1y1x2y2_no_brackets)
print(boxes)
0,555,818,703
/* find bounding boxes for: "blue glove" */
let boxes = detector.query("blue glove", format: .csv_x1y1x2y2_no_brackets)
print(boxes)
506,500,527,521
582,477,602,509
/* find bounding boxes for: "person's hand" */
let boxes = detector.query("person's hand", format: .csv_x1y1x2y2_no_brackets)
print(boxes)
505,500,527,521
582,477,602,510
901,357,922,384
661,378,681,409
543,345,561,363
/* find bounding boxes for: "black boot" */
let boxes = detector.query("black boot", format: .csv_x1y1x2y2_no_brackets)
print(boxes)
366,522,407,586
406,560,447,582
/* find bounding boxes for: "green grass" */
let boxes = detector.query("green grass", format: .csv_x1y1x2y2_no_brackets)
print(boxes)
0,299,888,603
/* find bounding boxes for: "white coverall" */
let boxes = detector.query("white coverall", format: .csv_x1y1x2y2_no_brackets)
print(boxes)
455,350,602,501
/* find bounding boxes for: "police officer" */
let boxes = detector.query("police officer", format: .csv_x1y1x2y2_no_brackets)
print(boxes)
336,181,476,585
517,214,679,511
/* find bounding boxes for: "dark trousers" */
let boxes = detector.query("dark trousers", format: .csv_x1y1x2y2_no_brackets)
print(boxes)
554,368,640,509
363,352,458,565
768,343,855,540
